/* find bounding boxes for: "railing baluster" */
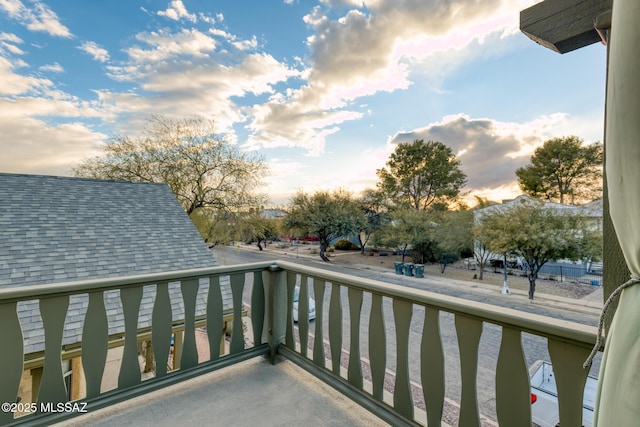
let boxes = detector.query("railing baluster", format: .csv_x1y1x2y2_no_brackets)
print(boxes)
207,275,224,361
393,299,413,419
39,296,70,405
496,327,530,426
299,275,310,357
229,273,246,355
369,293,386,400
286,271,296,349
180,278,199,368
118,287,143,389
82,291,108,397
0,302,24,425
548,338,591,427
329,283,342,376
455,314,483,427
151,282,172,377
421,307,445,427
312,278,325,368
250,271,265,346
347,287,363,389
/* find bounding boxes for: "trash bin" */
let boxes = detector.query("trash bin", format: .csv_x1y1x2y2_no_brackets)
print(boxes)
404,263,414,277
414,264,424,278
591,280,599,286
394,262,404,275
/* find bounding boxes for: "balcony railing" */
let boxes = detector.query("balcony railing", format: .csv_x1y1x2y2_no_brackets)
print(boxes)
0,260,599,426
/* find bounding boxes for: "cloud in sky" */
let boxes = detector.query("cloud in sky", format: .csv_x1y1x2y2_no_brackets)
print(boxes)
78,41,109,63
0,0,605,205
0,0,71,37
245,0,530,155
157,0,197,23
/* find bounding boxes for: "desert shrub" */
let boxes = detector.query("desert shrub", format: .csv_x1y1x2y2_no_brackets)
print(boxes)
333,239,359,251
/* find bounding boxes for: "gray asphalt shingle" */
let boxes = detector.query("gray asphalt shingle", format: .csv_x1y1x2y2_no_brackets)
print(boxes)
0,173,232,354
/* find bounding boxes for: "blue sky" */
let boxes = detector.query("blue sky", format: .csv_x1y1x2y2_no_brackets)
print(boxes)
0,0,606,206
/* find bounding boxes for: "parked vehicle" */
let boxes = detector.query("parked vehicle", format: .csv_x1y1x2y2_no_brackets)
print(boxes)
293,286,316,322
530,360,597,427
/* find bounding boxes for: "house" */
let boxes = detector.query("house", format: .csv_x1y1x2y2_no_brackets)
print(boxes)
472,195,604,285
0,173,230,403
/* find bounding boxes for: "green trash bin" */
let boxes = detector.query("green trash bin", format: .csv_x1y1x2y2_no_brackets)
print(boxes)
394,262,404,275
414,264,424,278
404,263,414,277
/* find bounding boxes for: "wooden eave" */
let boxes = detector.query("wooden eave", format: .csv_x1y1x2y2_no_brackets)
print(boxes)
520,0,612,54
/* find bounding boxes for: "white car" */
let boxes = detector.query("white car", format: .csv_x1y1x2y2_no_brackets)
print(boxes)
530,360,596,427
293,286,316,322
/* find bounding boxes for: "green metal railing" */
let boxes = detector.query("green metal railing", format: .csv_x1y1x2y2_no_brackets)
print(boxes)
0,260,599,426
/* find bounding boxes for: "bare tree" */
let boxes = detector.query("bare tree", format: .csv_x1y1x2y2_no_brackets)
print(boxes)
74,116,268,241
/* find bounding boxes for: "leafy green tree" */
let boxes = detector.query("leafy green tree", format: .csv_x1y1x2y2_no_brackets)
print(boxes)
375,209,438,263
376,139,467,210
73,116,268,239
477,199,582,299
435,208,474,258
190,209,237,247
516,136,602,204
237,212,280,250
576,226,603,272
284,189,363,262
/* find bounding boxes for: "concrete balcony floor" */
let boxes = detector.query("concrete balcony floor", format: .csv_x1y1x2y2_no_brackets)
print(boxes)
53,357,390,427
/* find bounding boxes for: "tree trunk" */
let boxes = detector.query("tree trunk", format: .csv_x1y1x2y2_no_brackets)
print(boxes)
479,265,484,280
320,242,330,262
528,275,536,299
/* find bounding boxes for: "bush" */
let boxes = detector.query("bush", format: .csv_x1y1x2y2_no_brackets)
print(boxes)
333,239,359,251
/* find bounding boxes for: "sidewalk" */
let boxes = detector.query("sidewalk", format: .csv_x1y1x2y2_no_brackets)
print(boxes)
352,261,603,316
230,243,604,317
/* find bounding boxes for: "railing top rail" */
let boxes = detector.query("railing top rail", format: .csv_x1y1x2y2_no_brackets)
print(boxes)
0,261,276,303
0,258,597,348
274,260,598,348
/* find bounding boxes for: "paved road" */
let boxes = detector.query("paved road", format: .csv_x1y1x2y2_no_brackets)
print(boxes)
212,245,602,424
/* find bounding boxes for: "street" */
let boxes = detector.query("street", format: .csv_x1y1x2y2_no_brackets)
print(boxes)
212,245,602,424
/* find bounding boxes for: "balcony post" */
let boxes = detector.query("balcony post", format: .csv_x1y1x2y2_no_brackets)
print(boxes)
265,264,287,364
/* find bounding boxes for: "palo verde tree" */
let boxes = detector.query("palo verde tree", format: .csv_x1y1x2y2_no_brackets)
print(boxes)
469,196,495,280
284,189,364,262
376,139,467,210
516,136,603,204
237,212,280,250
477,198,582,299
356,188,386,255
73,116,268,241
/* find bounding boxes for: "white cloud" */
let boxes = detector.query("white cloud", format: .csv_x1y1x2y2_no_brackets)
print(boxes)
0,0,71,37
0,95,106,175
1,41,24,55
39,62,63,73
157,0,197,23
0,32,22,43
0,116,105,175
78,41,110,63
0,56,53,95
125,29,217,63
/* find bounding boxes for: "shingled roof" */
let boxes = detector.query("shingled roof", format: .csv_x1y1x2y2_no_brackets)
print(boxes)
0,173,231,353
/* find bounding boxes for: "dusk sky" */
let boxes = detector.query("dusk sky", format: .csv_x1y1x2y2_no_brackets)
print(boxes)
0,0,607,206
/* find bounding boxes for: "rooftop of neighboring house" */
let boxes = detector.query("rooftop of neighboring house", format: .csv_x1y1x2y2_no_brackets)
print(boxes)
475,194,603,218
0,173,229,353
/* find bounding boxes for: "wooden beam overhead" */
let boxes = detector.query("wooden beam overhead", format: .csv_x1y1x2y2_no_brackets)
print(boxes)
520,0,612,54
